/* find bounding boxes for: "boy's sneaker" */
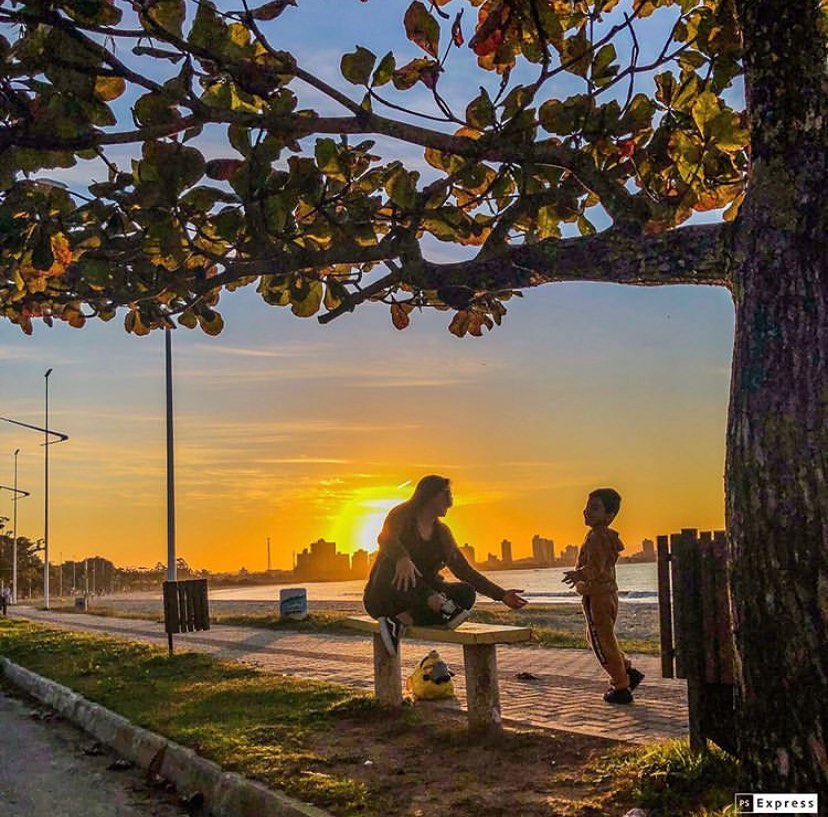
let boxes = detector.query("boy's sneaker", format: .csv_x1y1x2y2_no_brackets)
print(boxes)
377,616,406,657
603,687,634,705
439,597,471,629
628,667,645,691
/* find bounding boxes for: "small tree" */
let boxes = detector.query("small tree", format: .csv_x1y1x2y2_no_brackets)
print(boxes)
0,0,825,790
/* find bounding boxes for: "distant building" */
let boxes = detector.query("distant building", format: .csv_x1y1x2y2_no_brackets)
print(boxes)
501,539,513,565
641,538,655,559
294,538,352,581
561,544,579,566
351,549,369,578
460,544,476,565
532,534,555,566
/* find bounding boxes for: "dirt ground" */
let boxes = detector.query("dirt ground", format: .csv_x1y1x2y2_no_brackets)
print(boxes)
303,702,631,817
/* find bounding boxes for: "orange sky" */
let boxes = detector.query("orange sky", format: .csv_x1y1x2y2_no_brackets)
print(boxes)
1,282,732,572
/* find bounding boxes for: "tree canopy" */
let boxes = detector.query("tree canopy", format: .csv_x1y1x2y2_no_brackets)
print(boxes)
1,0,750,337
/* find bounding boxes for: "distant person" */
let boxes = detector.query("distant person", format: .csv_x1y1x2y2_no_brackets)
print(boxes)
562,488,644,704
1,584,11,615
363,475,528,656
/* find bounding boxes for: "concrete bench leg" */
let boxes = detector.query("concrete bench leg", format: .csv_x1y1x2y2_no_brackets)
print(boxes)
373,633,402,705
463,643,502,731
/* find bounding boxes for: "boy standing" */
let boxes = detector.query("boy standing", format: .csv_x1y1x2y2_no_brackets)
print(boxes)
563,488,644,704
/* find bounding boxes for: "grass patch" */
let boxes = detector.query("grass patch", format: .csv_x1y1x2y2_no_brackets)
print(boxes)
0,618,730,817
580,738,743,817
0,618,375,813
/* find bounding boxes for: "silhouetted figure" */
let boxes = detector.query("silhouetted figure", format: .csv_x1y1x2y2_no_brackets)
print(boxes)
562,488,644,704
364,475,527,656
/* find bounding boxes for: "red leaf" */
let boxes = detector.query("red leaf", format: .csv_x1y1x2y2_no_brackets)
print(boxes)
618,138,636,159
451,11,464,47
391,303,410,330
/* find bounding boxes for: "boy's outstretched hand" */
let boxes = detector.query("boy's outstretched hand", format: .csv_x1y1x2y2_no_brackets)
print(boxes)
501,589,528,609
561,571,578,587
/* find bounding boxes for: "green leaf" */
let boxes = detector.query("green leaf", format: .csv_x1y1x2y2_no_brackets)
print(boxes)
692,91,720,137
189,1,226,51
341,46,376,86
371,52,396,87
385,166,417,209
591,43,617,86
134,91,180,126
466,90,495,130
205,159,245,181
404,1,440,58
290,279,323,317
392,58,440,91
142,0,185,36
315,138,347,182
707,111,749,153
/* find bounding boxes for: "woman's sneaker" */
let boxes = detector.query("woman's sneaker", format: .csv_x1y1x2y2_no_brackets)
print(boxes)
628,667,645,691
378,616,406,657
439,598,471,629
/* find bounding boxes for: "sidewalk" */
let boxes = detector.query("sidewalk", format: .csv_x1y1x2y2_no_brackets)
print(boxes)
12,607,687,745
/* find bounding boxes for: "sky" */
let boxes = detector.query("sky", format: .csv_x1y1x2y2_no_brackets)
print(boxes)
0,1,737,572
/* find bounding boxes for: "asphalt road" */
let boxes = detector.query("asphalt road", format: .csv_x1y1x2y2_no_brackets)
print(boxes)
0,690,189,817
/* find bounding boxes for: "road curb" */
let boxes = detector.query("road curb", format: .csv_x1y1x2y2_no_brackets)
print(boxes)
0,657,333,817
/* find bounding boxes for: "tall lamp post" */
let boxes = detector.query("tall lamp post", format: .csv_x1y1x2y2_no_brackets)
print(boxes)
166,328,176,584
1,476,29,603
1,369,69,610
44,368,52,608
13,448,20,603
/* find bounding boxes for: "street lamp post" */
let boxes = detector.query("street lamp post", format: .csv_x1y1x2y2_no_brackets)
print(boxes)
165,328,176,584
13,449,19,604
1,372,69,610
44,368,52,608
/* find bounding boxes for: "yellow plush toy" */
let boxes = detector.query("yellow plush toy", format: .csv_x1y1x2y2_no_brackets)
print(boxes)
405,649,456,700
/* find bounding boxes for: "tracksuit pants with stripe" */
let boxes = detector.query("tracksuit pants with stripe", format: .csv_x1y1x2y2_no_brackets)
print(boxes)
582,592,631,690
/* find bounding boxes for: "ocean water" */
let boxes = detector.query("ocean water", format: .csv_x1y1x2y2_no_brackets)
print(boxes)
209,562,659,604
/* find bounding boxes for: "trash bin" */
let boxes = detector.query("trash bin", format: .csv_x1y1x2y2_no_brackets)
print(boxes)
74,596,88,612
279,587,308,621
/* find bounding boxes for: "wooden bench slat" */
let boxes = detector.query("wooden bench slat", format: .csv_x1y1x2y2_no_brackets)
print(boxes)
344,615,531,645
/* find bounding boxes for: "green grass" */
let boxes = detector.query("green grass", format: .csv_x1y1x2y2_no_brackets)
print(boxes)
0,618,737,817
49,604,661,654
0,618,377,813
583,739,743,817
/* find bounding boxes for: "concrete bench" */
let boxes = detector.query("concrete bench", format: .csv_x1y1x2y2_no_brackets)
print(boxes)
344,615,532,730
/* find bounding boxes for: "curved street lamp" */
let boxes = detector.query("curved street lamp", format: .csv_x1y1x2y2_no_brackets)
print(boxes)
1,369,69,609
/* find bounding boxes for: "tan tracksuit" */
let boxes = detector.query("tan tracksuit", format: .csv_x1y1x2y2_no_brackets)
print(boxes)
570,526,630,690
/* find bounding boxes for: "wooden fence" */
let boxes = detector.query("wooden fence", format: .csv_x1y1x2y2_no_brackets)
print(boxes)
163,578,210,655
657,529,736,753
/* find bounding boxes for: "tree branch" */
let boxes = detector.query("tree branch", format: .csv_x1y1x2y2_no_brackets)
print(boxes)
410,222,733,292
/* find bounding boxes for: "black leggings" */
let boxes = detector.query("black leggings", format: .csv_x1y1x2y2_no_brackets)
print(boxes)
363,558,476,625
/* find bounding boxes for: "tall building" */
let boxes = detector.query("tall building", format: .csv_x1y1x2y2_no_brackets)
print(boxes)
641,538,655,559
532,534,555,565
294,538,350,580
351,549,369,577
561,544,579,565
460,543,476,565
501,539,512,565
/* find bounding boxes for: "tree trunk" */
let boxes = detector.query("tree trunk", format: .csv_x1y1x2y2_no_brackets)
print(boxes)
727,2,827,791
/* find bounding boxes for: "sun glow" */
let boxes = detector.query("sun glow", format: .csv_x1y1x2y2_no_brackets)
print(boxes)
329,485,410,555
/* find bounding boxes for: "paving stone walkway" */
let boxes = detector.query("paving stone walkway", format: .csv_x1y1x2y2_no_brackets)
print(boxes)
12,607,687,745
